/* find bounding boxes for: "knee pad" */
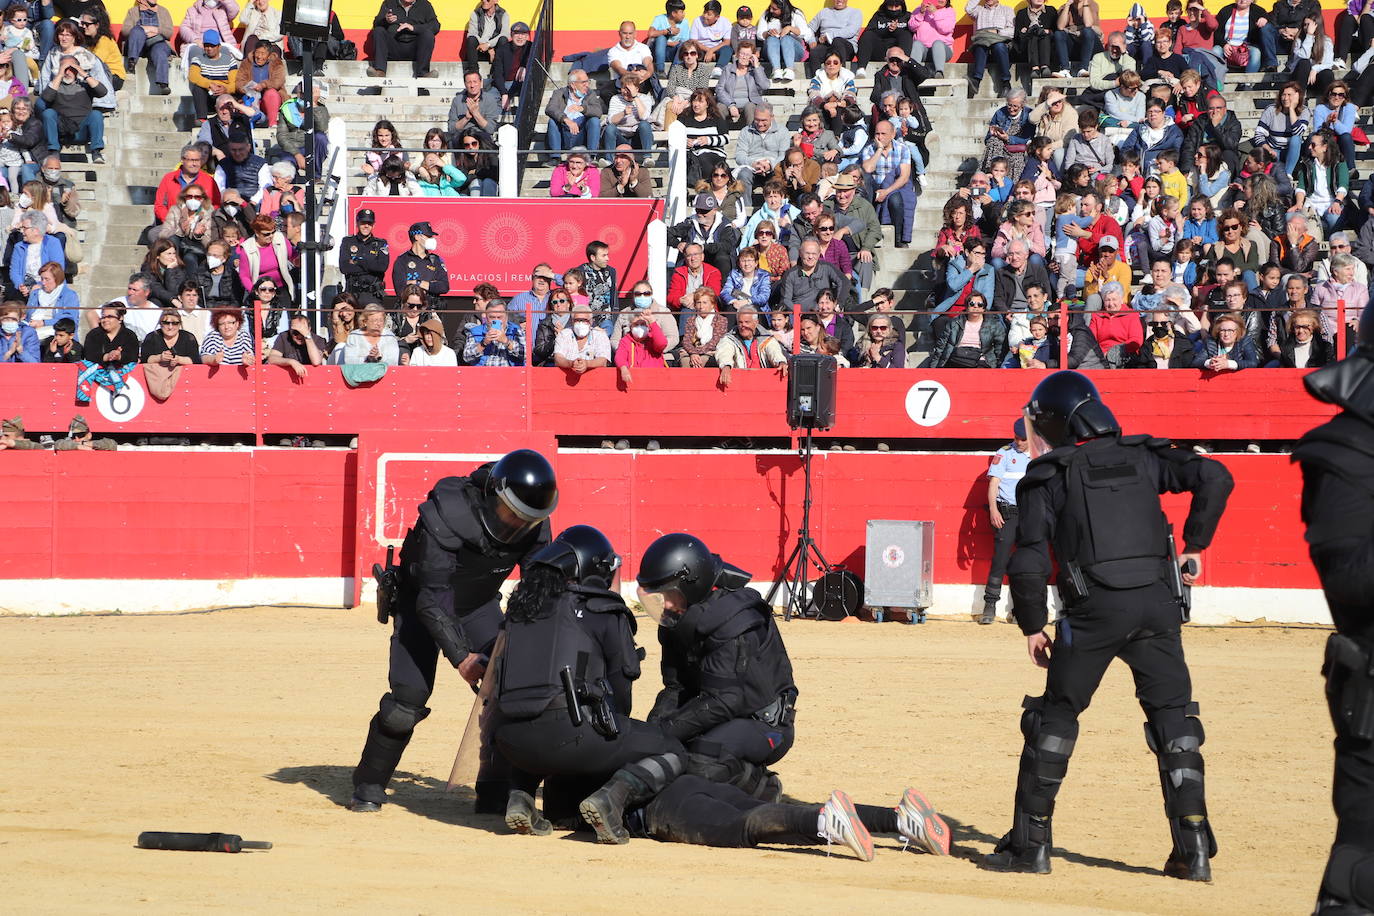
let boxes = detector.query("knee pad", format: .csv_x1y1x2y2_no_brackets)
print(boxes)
686,751,741,785
1324,844,1374,910
377,692,431,737
626,752,686,796
1017,696,1078,815
1144,703,1207,816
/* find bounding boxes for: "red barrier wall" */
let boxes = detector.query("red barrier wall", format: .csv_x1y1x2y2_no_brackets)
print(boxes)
0,446,1315,592
0,365,1337,442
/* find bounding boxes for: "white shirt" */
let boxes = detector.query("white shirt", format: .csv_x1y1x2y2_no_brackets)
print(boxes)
407,343,458,366
608,41,652,74
554,325,612,361
118,297,161,340
1292,339,1312,368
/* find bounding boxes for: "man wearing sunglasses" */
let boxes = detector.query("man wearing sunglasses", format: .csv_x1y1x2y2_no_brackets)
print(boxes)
1180,93,1241,177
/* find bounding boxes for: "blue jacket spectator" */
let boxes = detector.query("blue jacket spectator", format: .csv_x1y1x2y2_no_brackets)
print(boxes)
1120,104,1184,174
936,244,997,314
25,279,80,332
0,303,40,362
9,211,65,295
721,265,772,311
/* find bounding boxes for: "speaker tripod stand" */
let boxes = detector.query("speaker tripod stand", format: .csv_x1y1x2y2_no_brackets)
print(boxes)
766,424,833,621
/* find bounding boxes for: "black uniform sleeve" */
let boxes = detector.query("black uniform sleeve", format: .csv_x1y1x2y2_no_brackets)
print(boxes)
596,611,641,716
654,630,757,741
1007,471,1057,636
1152,445,1235,553
408,527,470,667
339,239,362,279
428,256,451,297
362,240,390,275
648,628,688,723
1301,464,1374,612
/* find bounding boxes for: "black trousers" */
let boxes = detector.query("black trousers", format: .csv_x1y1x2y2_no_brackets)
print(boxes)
370,28,436,76
643,774,898,847
352,605,506,799
1321,638,1374,904
496,709,686,792
984,502,1019,603
1336,11,1374,62
807,38,857,75
856,28,913,68
690,716,795,768
1016,581,1203,818
463,34,509,73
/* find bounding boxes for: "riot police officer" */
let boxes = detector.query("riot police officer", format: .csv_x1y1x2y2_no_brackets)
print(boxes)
339,209,389,302
631,533,798,802
1294,311,1374,915
982,371,1234,879
349,449,558,813
493,524,687,836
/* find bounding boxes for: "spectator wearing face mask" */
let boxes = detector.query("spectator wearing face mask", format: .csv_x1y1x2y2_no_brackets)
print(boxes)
1128,308,1196,367
553,302,612,374
611,282,680,354
614,307,671,370
0,299,39,361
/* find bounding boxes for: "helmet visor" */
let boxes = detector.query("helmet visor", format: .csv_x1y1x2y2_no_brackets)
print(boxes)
637,585,686,629
1023,407,1055,460
484,489,548,544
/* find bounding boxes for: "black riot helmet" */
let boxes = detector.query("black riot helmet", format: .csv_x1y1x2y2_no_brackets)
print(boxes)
529,524,621,587
635,533,751,628
480,449,558,543
1023,370,1120,454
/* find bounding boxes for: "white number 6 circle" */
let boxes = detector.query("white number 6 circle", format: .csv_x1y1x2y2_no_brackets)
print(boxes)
904,380,951,428
95,377,146,423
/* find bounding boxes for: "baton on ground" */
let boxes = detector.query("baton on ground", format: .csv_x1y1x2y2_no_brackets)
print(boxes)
137,831,272,853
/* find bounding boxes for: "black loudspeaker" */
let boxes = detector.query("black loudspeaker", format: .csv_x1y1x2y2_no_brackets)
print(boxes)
786,353,837,429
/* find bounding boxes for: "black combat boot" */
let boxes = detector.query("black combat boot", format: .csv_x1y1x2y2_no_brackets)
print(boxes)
348,782,386,813
983,810,1052,874
505,789,553,836
1163,816,1215,882
980,599,998,625
579,770,645,844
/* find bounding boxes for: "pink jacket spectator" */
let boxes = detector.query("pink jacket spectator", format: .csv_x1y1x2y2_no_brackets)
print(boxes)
991,220,1047,259
909,4,955,45
1312,278,1369,329
549,163,601,198
1090,309,1144,356
178,0,242,51
614,322,668,367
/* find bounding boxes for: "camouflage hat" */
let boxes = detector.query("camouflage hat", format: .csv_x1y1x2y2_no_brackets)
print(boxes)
1,415,21,435
68,414,89,436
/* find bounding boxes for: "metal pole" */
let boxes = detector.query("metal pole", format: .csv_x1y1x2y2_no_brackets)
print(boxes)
302,39,319,330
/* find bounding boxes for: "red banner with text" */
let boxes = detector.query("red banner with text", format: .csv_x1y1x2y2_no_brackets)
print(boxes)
347,197,662,297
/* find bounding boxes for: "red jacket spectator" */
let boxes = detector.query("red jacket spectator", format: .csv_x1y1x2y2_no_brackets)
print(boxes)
667,263,723,311
154,169,221,222
614,321,668,367
1076,212,1125,265
1090,308,1144,356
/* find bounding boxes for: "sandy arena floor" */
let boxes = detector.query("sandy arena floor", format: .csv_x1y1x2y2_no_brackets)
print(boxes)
0,606,1336,914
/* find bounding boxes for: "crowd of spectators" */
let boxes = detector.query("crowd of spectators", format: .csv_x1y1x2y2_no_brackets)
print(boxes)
4,0,1373,393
